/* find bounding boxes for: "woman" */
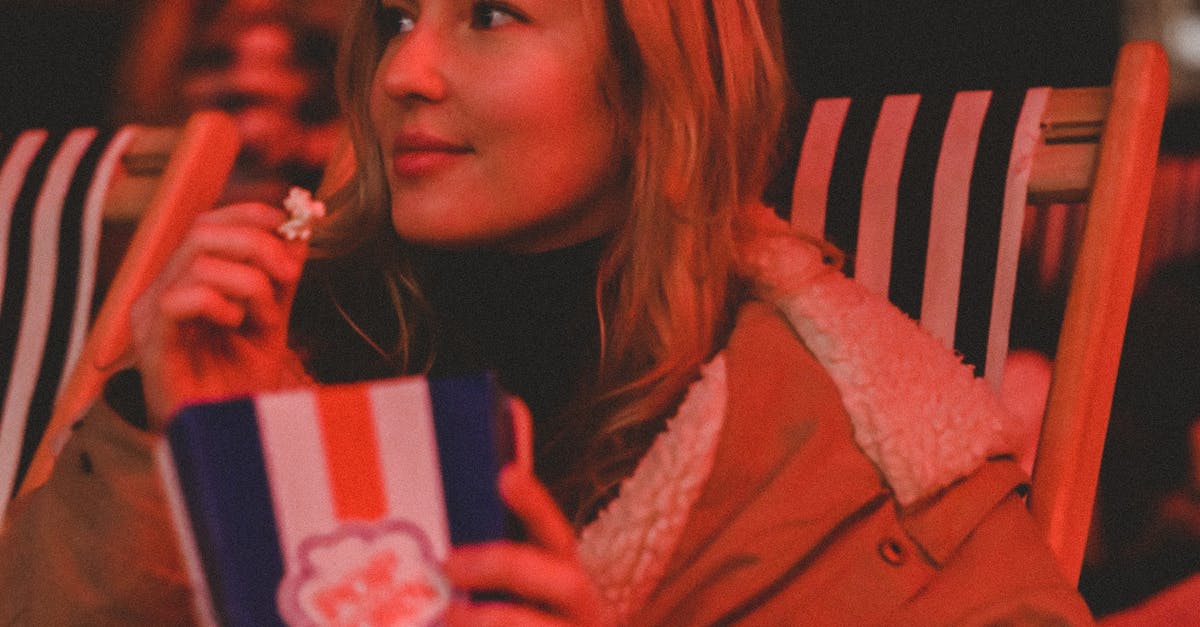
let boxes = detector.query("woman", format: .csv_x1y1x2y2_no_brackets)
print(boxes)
1,0,1093,624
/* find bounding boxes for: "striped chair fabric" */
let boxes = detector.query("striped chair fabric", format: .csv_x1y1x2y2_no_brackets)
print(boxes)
782,41,1169,583
0,127,136,518
787,88,1049,389
1,111,240,522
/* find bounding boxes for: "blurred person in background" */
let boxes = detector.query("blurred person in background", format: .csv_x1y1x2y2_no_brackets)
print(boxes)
111,0,345,203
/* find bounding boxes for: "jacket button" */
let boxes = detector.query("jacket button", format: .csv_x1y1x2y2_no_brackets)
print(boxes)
877,537,907,566
78,450,94,475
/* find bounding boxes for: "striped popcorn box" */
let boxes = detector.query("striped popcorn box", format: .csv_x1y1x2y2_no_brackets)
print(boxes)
155,373,521,627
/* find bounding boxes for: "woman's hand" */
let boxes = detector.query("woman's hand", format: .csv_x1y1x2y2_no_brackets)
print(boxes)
129,202,308,429
443,466,614,626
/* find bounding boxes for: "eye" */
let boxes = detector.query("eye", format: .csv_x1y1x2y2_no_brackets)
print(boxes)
377,5,417,42
471,3,525,29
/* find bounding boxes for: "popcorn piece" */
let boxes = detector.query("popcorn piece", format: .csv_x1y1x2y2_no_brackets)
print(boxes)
278,187,327,242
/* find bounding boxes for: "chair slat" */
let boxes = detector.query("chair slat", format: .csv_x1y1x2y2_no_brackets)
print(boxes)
103,125,181,221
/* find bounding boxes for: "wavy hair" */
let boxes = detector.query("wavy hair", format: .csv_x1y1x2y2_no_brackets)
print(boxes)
311,0,789,522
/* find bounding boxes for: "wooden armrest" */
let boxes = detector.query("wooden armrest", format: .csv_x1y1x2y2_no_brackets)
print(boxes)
102,125,183,221
1029,86,1109,204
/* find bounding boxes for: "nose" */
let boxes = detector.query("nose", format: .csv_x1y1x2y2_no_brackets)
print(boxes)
377,25,449,104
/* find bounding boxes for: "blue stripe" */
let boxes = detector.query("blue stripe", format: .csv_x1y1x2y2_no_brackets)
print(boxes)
168,399,286,627
427,373,510,545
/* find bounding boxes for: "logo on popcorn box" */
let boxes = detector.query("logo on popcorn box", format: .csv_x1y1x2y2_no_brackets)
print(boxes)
278,520,450,627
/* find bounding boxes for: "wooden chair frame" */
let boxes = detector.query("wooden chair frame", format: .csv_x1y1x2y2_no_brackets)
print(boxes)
18,110,239,498
789,41,1167,582
1026,41,1168,582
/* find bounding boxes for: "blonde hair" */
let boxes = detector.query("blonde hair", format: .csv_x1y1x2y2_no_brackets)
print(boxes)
314,0,789,520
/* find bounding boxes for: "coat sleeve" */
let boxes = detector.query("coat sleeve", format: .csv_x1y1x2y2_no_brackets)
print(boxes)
0,398,194,626
887,459,1097,626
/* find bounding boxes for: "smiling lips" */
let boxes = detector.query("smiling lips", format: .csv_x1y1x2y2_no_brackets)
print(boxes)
391,132,472,177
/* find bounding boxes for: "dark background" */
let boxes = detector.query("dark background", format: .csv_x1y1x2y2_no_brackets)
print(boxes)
2,1,1123,128
781,0,1120,95
1,2,134,128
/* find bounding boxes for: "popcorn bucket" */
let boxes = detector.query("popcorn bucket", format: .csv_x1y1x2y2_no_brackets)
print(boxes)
156,373,519,626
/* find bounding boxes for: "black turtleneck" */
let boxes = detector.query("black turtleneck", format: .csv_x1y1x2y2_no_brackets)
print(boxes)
292,236,607,461
412,238,606,456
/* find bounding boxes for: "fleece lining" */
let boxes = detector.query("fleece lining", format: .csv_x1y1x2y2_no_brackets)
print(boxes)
577,221,1028,619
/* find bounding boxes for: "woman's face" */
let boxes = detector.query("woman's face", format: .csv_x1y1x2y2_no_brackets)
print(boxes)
369,0,626,253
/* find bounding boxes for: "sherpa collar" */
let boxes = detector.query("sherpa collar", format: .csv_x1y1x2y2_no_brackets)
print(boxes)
578,216,1028,618
739,223,1028,506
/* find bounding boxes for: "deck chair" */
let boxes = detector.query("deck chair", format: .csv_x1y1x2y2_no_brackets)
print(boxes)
784,41,1168,582
1,111,239,519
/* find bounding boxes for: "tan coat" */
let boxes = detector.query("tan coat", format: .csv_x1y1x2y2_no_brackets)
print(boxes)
635,303,1094,625
0,304,1093,625
0,400,191,625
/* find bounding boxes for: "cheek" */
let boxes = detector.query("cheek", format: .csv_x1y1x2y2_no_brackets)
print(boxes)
486,66,620,185
367,50,400,147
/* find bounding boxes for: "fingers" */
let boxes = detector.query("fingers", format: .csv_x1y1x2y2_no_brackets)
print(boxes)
142,203,305,331
129,201,313,426
444,541,595,612
507,397,535,473
444,598,575,627
156,284,248,329
442,468,611,625
198,200,298,231
499,465,577,556
157,256,282,330
179,203,306,288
